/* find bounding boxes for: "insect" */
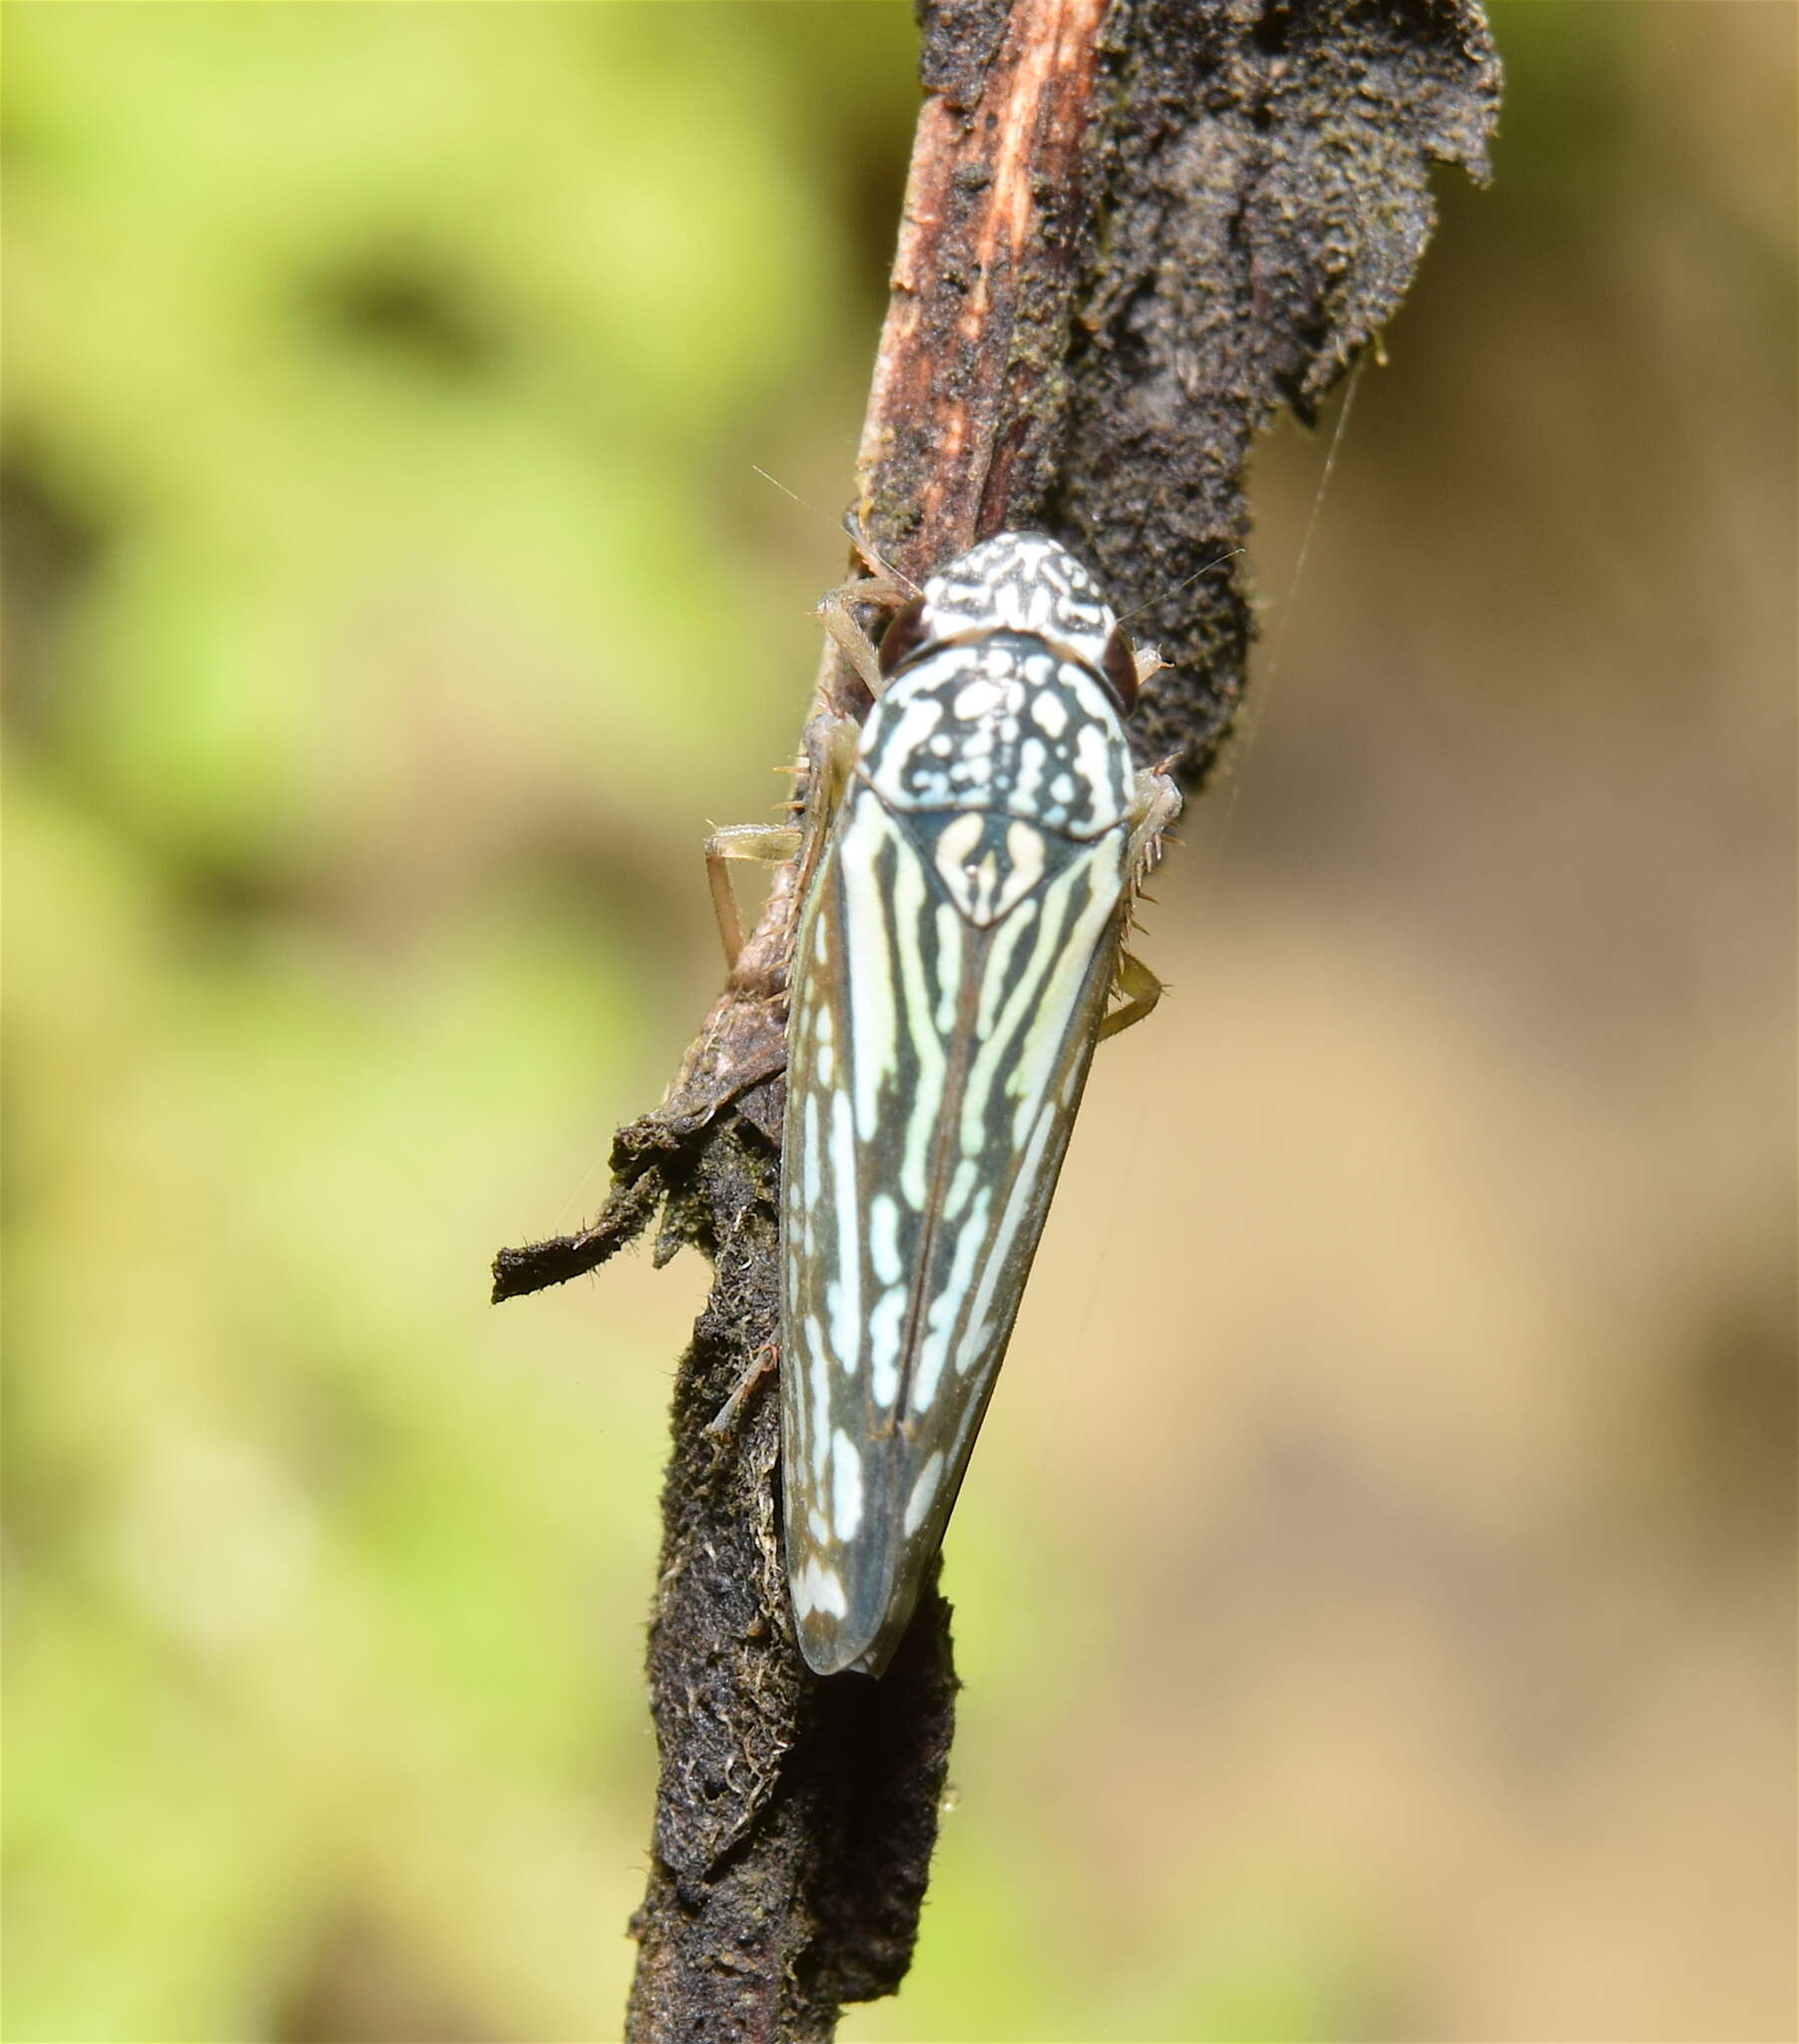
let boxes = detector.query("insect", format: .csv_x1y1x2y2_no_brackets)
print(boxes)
711,532,1180,1677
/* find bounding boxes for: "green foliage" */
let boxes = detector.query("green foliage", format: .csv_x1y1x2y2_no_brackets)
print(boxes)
2,8,868,2036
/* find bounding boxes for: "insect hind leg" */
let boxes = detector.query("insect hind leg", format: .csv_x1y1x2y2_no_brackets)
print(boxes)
1099,765,1183,1040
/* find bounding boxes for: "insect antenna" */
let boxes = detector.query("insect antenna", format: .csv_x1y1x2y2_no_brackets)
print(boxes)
1114,546,1246,628
748,465,923,599
837,508,923,600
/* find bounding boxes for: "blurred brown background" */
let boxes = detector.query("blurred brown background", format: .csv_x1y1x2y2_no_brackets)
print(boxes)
4,6,1793,2040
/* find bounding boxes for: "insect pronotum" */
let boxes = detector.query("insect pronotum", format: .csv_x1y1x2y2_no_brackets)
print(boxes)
711,532,1180,1677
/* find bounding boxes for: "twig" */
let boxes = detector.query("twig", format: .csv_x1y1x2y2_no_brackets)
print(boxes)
494,4,1499,2038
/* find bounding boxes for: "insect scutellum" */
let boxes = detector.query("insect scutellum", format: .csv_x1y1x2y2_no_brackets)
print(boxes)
720,529,1182,1678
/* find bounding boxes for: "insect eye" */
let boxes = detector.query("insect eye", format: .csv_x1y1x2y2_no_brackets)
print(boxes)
877,597,930,677
1100,625,1139,713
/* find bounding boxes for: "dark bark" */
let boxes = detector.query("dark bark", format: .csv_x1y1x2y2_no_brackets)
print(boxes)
494,3,1499,2038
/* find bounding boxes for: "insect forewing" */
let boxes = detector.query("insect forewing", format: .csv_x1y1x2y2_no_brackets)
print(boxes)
779,535,1162,1678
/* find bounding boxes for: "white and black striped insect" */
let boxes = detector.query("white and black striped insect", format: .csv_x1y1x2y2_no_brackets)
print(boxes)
711,532,1180,1677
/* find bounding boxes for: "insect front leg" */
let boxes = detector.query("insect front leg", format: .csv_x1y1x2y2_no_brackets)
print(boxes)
816,575,908,700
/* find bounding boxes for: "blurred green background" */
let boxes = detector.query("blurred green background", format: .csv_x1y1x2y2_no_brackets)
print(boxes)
3,7,1792,2041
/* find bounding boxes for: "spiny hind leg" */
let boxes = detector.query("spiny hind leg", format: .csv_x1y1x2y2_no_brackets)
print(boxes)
1100,949,1165,1040
1100,766,1183,1041
1124,764,1183,885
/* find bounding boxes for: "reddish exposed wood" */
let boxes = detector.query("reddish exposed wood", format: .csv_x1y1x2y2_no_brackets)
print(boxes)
856,0,1110,580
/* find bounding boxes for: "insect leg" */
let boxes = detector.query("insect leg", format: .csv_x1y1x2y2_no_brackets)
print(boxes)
1099,766,1184,1041
703,1338,780,1435
1100,949,1166,1039
704,824,803,969
1124,766,1183,889
786,708,861,904
703,710,860,971
817,575,908,698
